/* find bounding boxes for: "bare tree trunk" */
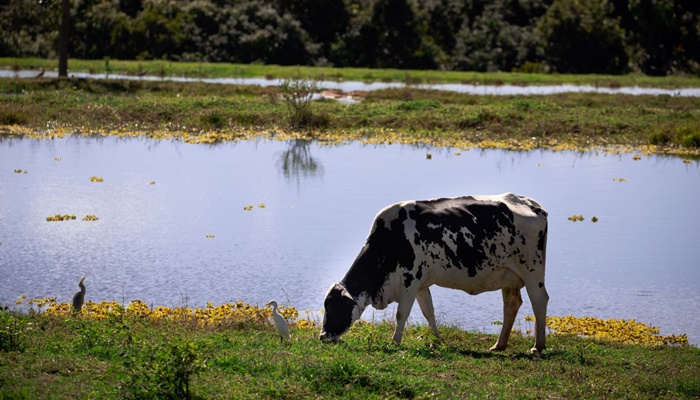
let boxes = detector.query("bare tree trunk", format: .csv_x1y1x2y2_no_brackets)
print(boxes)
58,0,70,77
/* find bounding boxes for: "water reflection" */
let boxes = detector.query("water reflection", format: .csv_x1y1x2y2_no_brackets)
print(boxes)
1,136,699,345
277,140,323,182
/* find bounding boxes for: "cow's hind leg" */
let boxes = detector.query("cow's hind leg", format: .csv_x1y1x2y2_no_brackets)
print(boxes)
489,287,523,352
416,287,440,340
524,280,549,353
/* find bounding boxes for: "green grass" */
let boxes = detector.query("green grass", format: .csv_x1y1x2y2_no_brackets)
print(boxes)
1,77,699,156
3,57,700,88
1,309,698,399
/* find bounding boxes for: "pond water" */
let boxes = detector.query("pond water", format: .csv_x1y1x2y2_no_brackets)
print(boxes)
3,69,700,97
1,136,699,345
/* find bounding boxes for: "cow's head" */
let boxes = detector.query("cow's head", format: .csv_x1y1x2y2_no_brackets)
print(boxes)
320,283,360,343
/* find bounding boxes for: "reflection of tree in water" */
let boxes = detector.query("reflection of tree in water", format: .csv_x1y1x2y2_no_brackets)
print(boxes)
278,140,323,182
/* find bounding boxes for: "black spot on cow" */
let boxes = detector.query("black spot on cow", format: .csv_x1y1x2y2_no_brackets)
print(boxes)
539,282,544,288
409,197,516,277
403,272,414,288
342,211,416,304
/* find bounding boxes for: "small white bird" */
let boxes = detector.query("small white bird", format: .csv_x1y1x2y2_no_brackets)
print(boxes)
265,300,290,343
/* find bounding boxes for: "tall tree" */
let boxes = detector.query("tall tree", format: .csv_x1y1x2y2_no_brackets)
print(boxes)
58,0,69,77
537,0,628,74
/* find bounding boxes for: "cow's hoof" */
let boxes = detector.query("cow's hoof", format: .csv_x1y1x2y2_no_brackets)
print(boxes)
488,344,506,352
529,346,545,354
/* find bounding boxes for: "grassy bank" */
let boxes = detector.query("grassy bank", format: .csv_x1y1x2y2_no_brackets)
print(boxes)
1,77,699,157
4,58,700,89
1,301,698,399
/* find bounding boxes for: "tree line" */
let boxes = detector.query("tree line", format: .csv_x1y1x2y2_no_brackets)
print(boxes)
1,0,698,76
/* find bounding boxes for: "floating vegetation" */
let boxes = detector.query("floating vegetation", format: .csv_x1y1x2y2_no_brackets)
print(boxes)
53,157,62,161
148,180,156,185
258,203,266,209
613,177,628,182
426,153,432,159
591,216,599,223
526,315,689,346
2,123,699,158
205,234,215,238
243,205,253,211
633,154,642,160
82,215,99,221
683,159,692,164
13,169,27,174
16,297,315,329
46,214,77,222
89,176,104,182
568,215,585,222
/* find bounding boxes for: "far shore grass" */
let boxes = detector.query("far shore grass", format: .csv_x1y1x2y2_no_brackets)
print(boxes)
0,59,700,158
3,57,700,88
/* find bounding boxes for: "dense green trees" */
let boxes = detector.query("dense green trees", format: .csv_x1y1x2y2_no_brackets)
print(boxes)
0,0,697,75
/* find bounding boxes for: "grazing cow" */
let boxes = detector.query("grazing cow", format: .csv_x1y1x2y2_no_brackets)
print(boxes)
320,193,549,353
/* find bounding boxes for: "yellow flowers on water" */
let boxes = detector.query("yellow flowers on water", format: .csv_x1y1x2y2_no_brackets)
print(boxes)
633,154,642,161
13,169,27,174
243,205,253,211
206,234,215,238
53,157,62,161
46,214,77,222
148,181,156,185
426,153,432,159
258,203,266,208
591,216,599,223
529,315,689,346
47,214,99,222
89,176,104,182
613,177,628,182
19,297,316,330
568,215,585,222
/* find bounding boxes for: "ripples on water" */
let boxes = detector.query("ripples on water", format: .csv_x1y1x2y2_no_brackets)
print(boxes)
1,136,699,344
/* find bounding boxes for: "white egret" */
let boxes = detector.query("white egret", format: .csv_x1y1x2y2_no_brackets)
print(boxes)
265,300,290,342
72,277,86,313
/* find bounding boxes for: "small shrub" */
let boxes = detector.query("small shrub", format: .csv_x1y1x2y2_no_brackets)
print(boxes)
0,109,27,125
199,112,227,130
649,131,673,146
396,100,440,111
681,133,700,148
0,310,25,352
280,76,319,129
122,337,206,400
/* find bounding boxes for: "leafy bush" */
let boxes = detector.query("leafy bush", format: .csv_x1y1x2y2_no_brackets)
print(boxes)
537,0,628,74
681,133,700,148
280,76,319,129
649,131,673,146
0,310,25,352
122,337,206,400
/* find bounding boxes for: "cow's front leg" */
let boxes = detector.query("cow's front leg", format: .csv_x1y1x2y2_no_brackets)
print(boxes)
489,287,523,351
416,287,440,340
392,294,417,345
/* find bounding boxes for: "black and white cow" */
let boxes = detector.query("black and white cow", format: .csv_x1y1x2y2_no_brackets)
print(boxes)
320,193,549,353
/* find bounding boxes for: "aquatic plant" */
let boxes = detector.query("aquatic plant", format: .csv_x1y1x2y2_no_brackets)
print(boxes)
17,297,313,330
525,315,689,346
46,214,77,222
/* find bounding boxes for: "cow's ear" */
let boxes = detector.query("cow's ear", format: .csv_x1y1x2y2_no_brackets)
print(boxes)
341,288,357,308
